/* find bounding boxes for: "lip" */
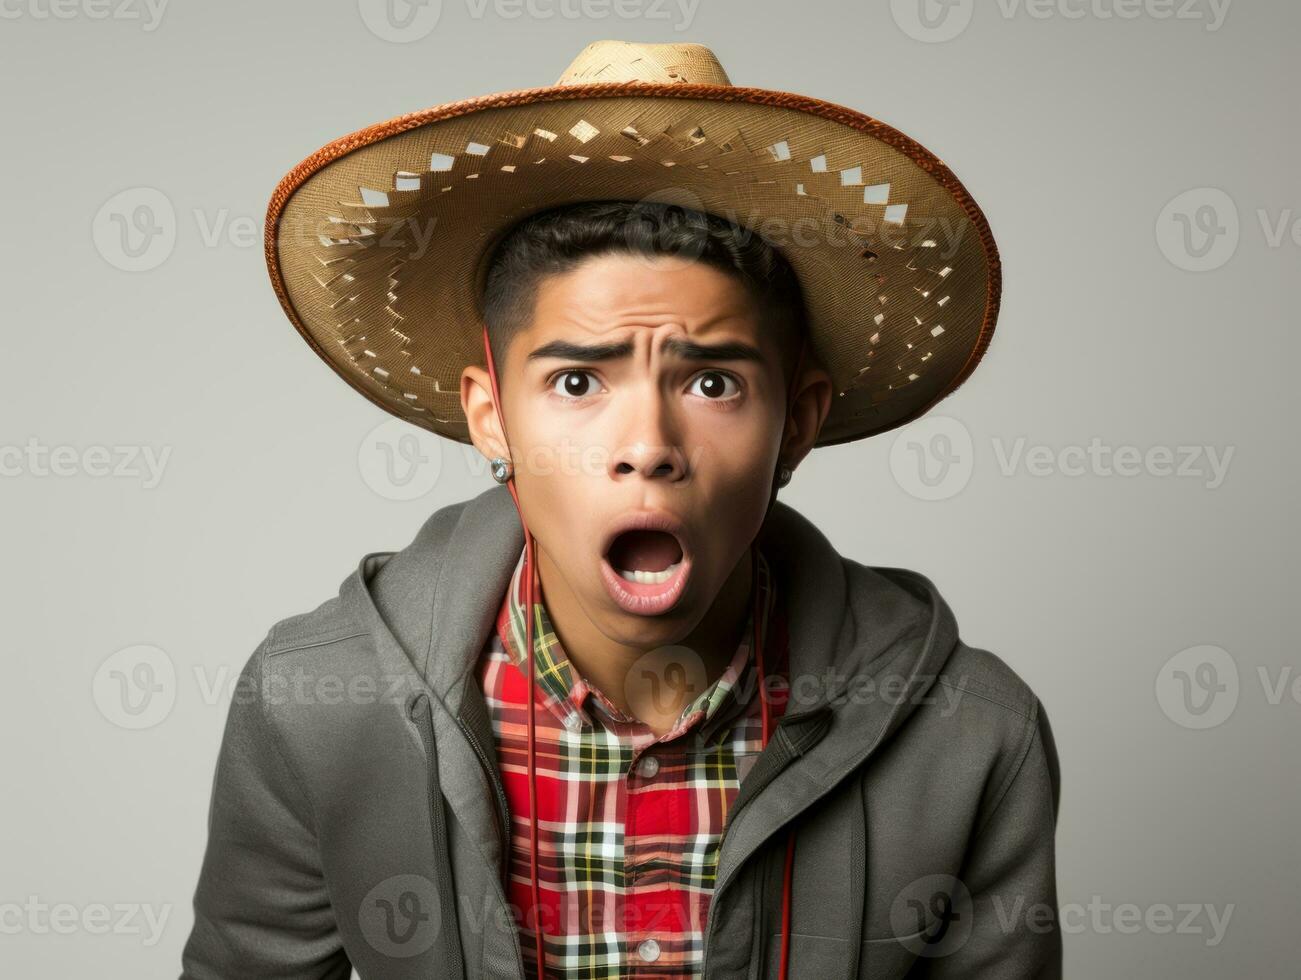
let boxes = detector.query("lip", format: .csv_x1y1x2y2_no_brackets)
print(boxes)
599,510,693,616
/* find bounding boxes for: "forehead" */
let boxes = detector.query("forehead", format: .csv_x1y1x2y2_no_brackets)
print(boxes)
528,252,761,339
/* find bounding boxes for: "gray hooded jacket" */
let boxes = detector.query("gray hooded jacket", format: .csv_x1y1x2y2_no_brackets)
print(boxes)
180,483,1061,979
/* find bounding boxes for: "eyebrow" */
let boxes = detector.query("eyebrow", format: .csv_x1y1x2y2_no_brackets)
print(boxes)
526,337,766,365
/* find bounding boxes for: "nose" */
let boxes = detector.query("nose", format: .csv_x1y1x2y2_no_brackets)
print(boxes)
611,442,687,482
609,401,688,484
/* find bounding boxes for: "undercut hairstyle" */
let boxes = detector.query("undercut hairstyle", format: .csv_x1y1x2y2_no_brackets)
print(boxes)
478,199,810,386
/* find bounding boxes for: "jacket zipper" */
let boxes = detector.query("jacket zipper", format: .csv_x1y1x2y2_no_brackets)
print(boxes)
407,693,467,979
411,690,524,977
455,714,514,895
700,712,817,979
431,697,820,977
453,712,527,979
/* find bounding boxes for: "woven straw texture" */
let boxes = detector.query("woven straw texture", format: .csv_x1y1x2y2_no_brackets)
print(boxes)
266,41,1000,447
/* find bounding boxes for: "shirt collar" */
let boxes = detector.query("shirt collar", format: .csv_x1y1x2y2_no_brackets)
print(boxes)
495,544,777,736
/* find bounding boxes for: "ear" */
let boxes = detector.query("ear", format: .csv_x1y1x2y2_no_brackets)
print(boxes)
780,363,833,469
461,364,510,463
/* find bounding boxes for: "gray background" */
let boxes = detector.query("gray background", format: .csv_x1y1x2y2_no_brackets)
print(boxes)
1,0,1295,975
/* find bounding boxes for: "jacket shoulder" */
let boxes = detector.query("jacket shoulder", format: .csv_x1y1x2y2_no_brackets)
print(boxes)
939,641,1060,831
842,557,1044,723
263,594,360,655
260,494,474,656
851,558,1051,774
940,642,1044,723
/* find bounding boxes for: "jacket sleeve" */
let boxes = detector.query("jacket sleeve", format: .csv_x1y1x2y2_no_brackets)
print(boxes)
180,638,351,980
913,697,1062,979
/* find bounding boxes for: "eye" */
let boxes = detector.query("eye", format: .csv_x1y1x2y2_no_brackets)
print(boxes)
687,370,740,400
549,369,600,400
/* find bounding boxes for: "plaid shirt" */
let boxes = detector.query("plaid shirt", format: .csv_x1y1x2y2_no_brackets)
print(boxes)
477,545,789,978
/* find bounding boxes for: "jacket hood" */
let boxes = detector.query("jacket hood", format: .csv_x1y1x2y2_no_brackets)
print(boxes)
338,482,960,897
340,481,958,752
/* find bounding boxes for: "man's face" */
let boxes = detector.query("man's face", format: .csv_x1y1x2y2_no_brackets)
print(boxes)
463,251,827,651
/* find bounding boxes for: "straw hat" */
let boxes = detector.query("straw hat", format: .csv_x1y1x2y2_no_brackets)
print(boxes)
265,40,1000,447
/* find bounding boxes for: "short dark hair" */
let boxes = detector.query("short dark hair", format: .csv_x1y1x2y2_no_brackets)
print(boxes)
478,199,808,384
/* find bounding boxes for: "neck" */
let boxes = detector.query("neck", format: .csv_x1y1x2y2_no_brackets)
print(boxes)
534,543,755,737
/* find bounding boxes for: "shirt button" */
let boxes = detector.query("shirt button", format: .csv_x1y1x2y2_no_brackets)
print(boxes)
637,755,660,779
637,938,661,962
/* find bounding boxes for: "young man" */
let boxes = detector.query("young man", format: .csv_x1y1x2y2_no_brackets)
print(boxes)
182,41,1060,979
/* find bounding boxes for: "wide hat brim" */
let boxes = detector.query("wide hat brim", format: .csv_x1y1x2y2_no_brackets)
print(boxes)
266,65,1000,448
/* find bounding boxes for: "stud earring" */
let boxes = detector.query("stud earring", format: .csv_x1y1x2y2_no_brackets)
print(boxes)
776,464,793,488
490,456,513,484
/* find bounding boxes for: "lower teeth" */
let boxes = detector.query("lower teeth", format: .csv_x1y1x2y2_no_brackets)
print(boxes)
617,560,681,585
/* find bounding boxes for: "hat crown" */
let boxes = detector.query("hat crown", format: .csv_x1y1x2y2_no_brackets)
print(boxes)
555,40,732,87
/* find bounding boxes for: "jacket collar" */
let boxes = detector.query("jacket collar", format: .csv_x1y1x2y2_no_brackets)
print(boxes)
339,483,959,880
494,537,778,736
343,480,956,719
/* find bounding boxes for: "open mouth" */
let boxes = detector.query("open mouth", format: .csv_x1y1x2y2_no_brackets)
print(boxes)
608,530,684,583
599,524,692,615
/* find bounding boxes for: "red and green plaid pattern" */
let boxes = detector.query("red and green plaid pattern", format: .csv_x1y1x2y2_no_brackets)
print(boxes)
477,545,789,978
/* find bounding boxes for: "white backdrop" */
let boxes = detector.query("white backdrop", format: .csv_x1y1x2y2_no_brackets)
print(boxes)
1,0,1294,975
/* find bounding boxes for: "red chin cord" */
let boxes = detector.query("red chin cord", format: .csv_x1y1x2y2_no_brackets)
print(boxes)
479,323,804,980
